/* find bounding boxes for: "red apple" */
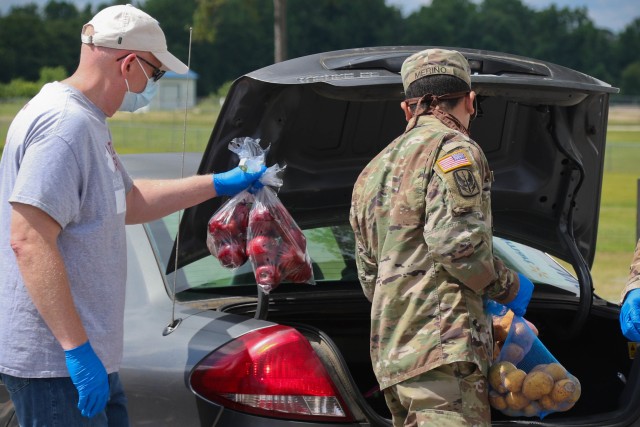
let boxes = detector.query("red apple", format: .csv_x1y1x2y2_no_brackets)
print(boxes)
249,220,279,238
247,235,277,257
208,218,224,235
255,264,281,290
232,201,251,228
285,260,313,283
220,219,241,236
249,205,277,238
250,206,273,222
278,244,305,273
217,243,247,268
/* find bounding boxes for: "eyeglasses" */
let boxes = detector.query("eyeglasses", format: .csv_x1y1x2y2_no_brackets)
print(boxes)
116,54,166,82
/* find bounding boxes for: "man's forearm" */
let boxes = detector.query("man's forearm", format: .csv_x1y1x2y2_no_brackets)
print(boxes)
10,203,88,350
125,175,216,225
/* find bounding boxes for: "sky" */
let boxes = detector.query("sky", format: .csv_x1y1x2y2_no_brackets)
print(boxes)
385,0,639,32
0,0,638,33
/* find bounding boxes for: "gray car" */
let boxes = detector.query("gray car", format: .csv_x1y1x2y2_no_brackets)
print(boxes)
2,46,634,426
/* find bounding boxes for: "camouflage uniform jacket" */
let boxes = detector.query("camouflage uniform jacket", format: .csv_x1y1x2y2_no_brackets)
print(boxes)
622,239,640,302
349,115,518,390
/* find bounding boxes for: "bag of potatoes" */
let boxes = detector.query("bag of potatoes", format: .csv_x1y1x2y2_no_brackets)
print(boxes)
487,304,581,418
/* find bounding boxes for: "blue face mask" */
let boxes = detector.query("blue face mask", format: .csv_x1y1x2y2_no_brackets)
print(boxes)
119,58,159,112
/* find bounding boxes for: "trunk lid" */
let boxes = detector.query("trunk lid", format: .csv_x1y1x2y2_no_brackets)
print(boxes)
172,46,617,308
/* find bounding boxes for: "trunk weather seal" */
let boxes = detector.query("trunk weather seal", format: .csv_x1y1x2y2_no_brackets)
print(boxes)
550,105,592,339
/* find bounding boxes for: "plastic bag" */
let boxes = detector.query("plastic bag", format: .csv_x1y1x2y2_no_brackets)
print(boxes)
247,165,314,294
487,303,581,419
206,190,253,268
206,137,266,269
229,136,267,174
491,307,538,361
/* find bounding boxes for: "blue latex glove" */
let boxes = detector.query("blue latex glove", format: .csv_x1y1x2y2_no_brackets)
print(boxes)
248,179,264,194
621,289,640,341
64,341,109,418
213,165,266,197
485,299,509,316
505,273,534,316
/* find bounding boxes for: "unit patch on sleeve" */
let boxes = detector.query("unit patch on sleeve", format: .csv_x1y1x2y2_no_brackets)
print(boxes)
436,150,472,173
453,168,480,197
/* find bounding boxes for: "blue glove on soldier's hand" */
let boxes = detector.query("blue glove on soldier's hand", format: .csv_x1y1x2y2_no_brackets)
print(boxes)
505,273,534,316
213,165,267,197
64,341,109,418
620,289,640,341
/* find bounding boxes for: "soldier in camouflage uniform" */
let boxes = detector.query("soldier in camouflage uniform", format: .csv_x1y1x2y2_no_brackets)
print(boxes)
620,239,640,341
349,49,534,426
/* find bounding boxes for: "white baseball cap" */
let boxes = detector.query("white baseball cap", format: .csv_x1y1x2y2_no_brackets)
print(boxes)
81,4,188,74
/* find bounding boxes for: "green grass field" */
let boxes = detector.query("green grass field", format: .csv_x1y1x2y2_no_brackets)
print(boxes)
1,99,639,302
0,97,221,154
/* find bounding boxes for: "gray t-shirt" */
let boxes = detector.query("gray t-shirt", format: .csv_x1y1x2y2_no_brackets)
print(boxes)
0,82,133,377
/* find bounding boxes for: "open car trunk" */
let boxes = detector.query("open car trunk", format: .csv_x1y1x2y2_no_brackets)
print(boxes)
176,46,618,338
170,46,631,425
218,286,637,425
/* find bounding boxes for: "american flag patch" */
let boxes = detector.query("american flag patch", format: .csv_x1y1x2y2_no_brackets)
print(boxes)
437,151,472,172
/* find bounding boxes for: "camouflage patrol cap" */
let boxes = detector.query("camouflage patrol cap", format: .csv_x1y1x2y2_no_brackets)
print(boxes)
401,48,471,92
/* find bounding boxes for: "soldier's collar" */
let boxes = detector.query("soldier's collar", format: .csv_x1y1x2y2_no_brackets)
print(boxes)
404,92,470,136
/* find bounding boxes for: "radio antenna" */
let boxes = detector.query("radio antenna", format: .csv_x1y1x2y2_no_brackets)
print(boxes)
163,26,193,336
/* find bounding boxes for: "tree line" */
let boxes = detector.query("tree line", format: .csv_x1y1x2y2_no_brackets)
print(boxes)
1,0,639,98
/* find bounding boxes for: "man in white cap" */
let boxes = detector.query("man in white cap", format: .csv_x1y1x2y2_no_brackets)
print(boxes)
0,4,264,425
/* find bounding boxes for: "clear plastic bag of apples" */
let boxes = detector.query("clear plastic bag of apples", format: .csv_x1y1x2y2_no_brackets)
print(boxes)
206,137,314,294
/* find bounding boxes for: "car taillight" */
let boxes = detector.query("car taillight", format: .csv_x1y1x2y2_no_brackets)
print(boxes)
189,324,355,422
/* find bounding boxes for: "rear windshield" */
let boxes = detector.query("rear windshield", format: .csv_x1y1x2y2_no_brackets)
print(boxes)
145,212,358,296
145,212,579,298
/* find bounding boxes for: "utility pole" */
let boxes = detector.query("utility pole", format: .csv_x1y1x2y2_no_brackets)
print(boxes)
274,0,287,63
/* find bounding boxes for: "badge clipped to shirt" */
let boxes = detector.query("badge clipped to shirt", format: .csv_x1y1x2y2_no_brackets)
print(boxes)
436,150,472,173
